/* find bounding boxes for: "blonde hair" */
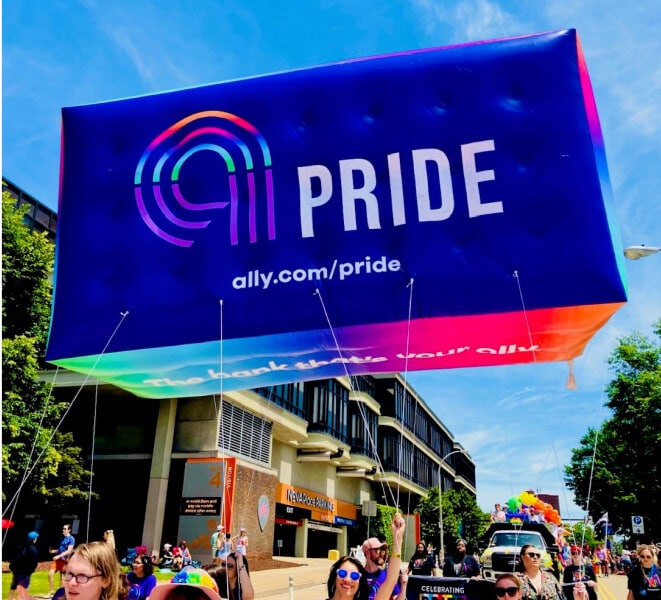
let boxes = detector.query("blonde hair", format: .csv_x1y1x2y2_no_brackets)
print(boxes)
103,530,116,551
72,542,121,600
495,573,522,589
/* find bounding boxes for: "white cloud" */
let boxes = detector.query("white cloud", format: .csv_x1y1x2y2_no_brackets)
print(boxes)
410,0,532,42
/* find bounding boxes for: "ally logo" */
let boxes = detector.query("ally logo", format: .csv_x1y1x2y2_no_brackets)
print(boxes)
134,110,275,248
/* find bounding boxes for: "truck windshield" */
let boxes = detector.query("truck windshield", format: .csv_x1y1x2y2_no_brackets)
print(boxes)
491,532,543,547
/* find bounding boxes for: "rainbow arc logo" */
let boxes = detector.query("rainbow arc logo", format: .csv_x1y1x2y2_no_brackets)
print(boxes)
134,110,274,247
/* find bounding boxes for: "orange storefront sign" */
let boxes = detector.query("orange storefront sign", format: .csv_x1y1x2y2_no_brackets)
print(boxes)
276,483,357,524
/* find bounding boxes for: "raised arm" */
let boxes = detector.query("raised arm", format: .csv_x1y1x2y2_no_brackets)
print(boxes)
234,553,254,600
374,513,406,600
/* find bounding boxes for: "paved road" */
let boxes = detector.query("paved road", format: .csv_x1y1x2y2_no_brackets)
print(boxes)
597,573,628,600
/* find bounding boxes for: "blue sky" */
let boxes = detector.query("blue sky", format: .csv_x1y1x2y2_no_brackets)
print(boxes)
3,1,660,519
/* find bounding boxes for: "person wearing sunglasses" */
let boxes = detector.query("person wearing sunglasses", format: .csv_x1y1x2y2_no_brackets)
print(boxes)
627,544,660,600
518,544,562,600
210,552,253,600
357,513,407,600
495,573,523,600
62,542,122,600
562,546,598,600
326,556,371,600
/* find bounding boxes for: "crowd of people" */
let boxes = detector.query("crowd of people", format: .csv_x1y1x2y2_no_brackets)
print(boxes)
6,515,660,600
7,525,257,600
6,514,408,600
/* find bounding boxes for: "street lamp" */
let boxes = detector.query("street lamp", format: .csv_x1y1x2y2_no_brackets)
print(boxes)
438,449,471,564
623,245,661,260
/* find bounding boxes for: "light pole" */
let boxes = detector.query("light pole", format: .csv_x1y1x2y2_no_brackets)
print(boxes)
623,245,660,260
438,449,471,564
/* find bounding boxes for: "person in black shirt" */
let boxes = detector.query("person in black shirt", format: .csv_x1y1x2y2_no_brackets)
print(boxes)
627,545,660,600
408,542,435,576
9,531,40,600
442,539,480,578
563,545,598,600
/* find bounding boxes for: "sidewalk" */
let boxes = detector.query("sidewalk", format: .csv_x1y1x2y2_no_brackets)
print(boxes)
251,557,331,600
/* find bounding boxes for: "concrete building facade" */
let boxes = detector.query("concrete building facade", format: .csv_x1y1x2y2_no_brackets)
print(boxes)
36,370,476,562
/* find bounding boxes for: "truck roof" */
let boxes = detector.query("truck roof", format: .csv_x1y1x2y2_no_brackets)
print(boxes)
482,523,557,547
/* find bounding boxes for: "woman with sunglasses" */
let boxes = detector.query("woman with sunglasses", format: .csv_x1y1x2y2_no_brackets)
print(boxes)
326,557,371,600
215,552,254,600
326,513,406,600
63,542,122,600
627,544,660,600
562,546,598,600
495,573,523,600
518,544,562,600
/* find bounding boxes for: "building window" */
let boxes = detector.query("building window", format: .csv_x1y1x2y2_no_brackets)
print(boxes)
349,406,378,460
305,379,348,442
254,382,305,418
217,400,272,464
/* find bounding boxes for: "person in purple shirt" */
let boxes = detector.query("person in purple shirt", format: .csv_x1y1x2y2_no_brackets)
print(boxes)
361,517,408,600
127,555,157,600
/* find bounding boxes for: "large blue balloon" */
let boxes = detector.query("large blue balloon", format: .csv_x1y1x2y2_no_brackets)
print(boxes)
46,29,626,398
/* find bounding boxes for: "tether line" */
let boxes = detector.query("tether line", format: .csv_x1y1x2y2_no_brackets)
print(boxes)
2,310,130,519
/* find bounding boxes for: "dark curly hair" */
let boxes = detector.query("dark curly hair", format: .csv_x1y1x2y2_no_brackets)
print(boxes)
135,554,154,576
326,556,369,600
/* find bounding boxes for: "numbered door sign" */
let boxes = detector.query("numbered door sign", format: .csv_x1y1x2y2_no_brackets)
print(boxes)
631,515,645,534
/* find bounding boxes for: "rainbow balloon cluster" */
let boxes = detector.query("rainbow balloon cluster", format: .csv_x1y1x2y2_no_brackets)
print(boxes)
504,491,562,525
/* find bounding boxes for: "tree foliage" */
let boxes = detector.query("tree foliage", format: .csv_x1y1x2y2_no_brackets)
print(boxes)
563,522,598,551
2,193,53,354
564,320,661,542
415,486,490,553
2,191,91,509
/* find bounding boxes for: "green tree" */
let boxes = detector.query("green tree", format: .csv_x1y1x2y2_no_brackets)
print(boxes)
416,485,442,548
2,192,53,353
563,522,597,550
2,191,91,510
415,486,490,555
564,320,661,542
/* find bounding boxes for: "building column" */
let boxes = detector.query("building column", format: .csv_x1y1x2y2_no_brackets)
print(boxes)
142,397,177,554
338,526,348,556
297,518,309,558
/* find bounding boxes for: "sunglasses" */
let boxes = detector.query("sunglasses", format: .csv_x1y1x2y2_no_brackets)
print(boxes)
495,587,519,597
337,569,361,581
526,553,541,559
370,548,387,554
571,552,581,556
640,555,653,559
219,563,235,569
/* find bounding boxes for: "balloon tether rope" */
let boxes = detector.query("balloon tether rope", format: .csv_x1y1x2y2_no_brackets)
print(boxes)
2,310,130,520
513,270,537,363
314,288,399,510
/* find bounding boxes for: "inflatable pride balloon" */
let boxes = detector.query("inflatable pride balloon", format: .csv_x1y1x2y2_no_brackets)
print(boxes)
46,29,627,398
